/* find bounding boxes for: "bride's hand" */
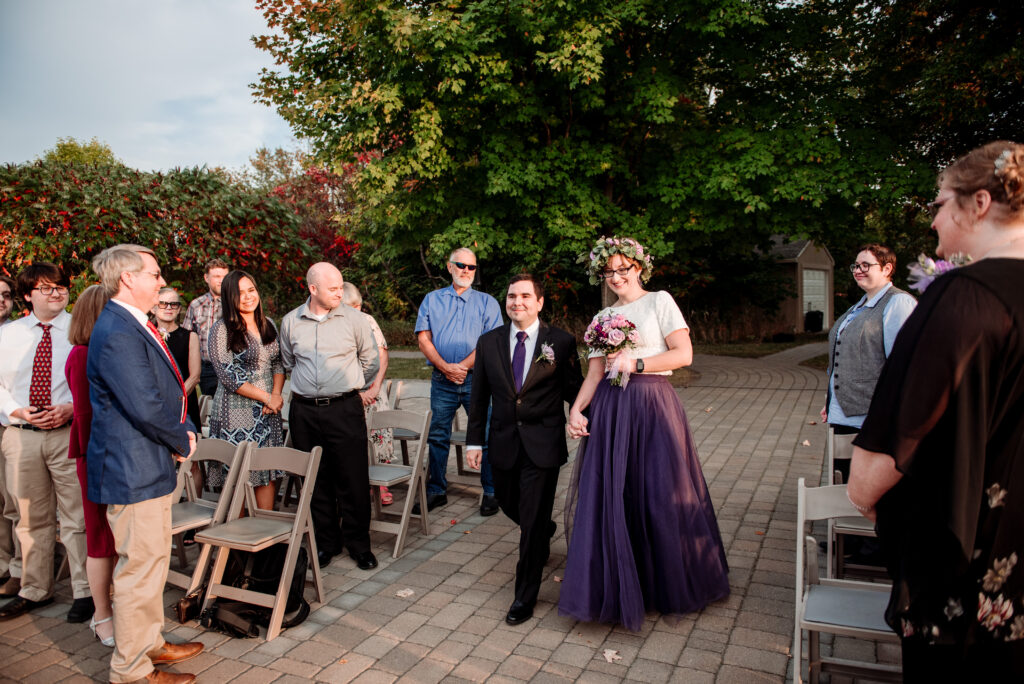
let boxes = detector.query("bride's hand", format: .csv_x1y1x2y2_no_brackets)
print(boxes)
604,351,635,374
567,408,589,439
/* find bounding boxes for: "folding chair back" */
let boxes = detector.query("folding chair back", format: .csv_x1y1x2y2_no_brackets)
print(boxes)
168,439,249,593
389,381,431,465
367,408,432,558
198,394,212,438
794,478,900,684
196,443,324,640
824,428,884,579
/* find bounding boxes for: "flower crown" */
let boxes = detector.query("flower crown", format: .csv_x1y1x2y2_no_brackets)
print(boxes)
579,236,654,285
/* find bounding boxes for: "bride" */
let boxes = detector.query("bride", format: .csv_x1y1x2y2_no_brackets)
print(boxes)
560,236,729,631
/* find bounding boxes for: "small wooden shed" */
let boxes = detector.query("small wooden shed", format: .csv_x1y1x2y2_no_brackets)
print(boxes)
769,236,835,334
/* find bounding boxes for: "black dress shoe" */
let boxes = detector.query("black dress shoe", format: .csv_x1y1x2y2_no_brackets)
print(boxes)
480,495,499,517
505,600,534,625
350,550,378,570
66,596,95,623
317,550,336,569
0,596,53,621
411,493,447,515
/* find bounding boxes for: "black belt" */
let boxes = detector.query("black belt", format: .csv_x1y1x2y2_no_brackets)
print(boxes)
291,390,359,407
10,422,70,432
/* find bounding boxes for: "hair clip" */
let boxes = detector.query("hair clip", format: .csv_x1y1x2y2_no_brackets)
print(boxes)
994,149,1012,176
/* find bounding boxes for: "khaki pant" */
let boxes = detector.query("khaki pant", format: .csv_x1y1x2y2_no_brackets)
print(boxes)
107,493,172,683
1,425,88,601
0,425,22,578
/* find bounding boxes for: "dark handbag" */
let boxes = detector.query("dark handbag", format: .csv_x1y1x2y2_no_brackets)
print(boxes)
175,589,203,624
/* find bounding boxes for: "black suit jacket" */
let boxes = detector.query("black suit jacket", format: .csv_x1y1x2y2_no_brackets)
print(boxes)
467,320,583,469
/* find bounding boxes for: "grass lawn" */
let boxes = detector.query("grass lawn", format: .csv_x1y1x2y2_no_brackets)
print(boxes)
386,356,433,380
800,353,829,371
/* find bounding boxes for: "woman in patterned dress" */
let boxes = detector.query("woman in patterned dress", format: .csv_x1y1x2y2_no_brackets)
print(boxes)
208,270,284,510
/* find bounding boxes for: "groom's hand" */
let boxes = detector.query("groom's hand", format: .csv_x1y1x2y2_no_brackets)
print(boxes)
466,447,483,470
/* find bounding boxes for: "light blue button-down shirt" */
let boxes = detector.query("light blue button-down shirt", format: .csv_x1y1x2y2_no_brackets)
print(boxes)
415,285,502,365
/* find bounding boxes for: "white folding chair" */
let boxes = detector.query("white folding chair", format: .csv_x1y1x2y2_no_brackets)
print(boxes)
196,443,324,641
198,394,212,439
168,439,250,594
390,380,430,466
794,478,901,683
367,408,432,558
825,427,885,579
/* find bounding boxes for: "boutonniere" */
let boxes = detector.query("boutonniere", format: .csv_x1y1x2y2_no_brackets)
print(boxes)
907,253,971,293
536,343,555,365
158,326,170,342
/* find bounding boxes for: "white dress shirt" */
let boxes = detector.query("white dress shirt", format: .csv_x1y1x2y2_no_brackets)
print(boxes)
0,310,74,425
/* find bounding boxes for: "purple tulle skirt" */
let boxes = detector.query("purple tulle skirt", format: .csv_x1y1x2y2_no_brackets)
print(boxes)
559,375,729,631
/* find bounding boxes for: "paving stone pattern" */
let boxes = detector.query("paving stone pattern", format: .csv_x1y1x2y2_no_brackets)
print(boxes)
0,344,891,682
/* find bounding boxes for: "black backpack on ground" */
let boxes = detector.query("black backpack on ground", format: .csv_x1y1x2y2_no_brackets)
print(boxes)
199,545,311,638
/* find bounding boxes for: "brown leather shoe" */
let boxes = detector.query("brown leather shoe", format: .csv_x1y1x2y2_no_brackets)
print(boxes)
0,576,20,598
114,669,197,683
147,641,204,665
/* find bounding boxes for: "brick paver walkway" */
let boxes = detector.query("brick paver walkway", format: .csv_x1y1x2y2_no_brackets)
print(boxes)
0,346,835,683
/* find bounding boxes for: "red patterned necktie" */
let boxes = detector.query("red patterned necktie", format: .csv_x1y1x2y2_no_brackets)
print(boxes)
146,321,187,423
28,323,52,407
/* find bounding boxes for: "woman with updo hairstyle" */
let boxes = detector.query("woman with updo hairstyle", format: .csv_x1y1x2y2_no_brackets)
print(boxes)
848,141,1024,678
207,270,285,510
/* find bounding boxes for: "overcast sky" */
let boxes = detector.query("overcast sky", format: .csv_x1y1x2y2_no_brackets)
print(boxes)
0,0,297,172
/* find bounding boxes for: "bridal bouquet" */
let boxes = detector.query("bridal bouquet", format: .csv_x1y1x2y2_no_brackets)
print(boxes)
584,310,641,388
907,253,971,293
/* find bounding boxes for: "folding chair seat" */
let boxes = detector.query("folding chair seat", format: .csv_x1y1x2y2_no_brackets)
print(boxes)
196,443,324,641
794,478,901,684
167,439,249,594
825,427,886,580
367,409,432,558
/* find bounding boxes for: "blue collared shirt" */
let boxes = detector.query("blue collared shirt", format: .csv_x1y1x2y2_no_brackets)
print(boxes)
415,285,502,365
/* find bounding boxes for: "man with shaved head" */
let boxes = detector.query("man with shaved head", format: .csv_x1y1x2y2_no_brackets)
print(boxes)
279,262,380,570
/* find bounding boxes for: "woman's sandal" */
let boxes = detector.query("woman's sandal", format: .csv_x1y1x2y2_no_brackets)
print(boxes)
380,487,393,505
89,615,115,647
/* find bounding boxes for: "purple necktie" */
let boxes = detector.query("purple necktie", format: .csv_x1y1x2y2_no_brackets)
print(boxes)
512,331,527,392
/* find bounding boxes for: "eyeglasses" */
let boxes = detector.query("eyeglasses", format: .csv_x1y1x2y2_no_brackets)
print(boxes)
136,269,163,280
849,262,881,273
156,301,181,310
449,261,477,271
598,265,636,279
929,196,950,218
33,285,69,296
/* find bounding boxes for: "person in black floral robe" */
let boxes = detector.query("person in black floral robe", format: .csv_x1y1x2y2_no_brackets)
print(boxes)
849,141,1024,679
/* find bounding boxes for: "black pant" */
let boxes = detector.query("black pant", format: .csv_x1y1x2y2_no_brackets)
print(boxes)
901,637,1024,681
199,360,218,397
288,395,371,555
492,447,560,607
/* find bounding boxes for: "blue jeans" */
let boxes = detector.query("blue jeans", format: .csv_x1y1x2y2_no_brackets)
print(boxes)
427,370,494,496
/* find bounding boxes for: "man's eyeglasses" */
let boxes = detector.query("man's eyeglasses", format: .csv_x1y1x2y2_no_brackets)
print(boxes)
136,269,163,280
449,261,477,271
156,301,181,310
33,285,69,297
598,265,636,279
849,262,880,273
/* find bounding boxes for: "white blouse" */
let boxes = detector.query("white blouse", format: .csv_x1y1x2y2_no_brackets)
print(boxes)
587,290,688,376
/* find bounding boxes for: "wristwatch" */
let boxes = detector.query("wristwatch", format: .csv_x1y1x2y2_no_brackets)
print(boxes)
636,358,645,373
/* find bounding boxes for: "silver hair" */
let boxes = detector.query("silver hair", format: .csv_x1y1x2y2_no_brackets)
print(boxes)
342,281,362,307
448,247,475,263
92,244,155,296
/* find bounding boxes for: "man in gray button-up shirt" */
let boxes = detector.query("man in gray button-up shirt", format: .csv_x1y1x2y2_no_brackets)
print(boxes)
279,262,380,570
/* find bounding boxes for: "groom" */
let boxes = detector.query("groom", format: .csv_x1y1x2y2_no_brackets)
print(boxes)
466,273,582,625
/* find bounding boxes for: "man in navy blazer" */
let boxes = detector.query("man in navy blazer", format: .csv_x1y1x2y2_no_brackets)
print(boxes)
466,273,582,626
88,245,202,684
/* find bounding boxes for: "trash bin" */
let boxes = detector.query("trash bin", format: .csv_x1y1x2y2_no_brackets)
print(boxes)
804,310,824,333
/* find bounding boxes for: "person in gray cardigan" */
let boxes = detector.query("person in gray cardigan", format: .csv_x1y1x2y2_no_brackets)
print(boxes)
823,243,917,479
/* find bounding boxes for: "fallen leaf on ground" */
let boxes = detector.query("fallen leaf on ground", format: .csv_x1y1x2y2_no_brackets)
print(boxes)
802,439,811,446
450,519,457,525
808,421,817,425
395,588,415,598
755,530,765,535
603,649,622,663
339,659,348,664
463,530,472,534
704,406,714,412
553,576,562,583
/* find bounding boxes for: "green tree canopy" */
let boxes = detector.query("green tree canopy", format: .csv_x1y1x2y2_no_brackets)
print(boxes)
40,137,120,166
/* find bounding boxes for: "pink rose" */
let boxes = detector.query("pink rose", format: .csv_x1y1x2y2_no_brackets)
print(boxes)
607,328,625,345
